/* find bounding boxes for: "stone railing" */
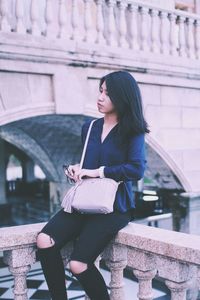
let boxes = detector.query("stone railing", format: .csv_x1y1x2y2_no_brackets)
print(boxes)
0,0,199,61
1,222,200,299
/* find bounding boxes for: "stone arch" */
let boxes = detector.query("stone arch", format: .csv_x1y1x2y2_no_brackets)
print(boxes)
1,111,190,192
0,104,55,127
0,114,86,187
0,126,59,182
146,134,191,192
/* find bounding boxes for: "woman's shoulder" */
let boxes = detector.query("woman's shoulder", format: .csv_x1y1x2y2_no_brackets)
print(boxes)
82,117,103,130
81,118,103,137
128,132,145,149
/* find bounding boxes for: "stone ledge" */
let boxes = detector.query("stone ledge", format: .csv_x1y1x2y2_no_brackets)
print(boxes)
0,222,45,250
116,223,200,265
1,222,200,267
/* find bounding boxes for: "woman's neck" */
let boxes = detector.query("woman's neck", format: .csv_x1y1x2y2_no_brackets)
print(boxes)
103,113,118,126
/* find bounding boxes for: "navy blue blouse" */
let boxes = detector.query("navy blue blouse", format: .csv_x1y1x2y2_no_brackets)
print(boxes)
81,118,146,212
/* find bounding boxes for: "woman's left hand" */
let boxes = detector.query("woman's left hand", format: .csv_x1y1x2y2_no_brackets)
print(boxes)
76,169,99,181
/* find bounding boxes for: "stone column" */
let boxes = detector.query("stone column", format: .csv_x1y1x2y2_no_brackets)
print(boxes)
169,192,189,233
165,280,188,300
195,0,200,14
128,249,156,300
157,256,197,300
4,246,36,300
134,269,157,300
170,192,200,235
0,138,7,205
103,243,127,300
22,159,35,182
181,192,200,235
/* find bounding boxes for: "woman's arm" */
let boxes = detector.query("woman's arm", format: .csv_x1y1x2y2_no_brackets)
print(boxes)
103,134,146,181
76,134,146,182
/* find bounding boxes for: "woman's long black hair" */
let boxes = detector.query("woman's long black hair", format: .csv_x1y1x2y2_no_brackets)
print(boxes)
99,71,149,141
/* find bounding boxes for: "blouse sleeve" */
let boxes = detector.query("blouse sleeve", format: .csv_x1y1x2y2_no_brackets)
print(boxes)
104,133,146,181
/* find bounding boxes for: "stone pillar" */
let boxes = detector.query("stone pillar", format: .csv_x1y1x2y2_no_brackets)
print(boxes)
182,192,200,235
170,192,200,235
128,249,156,300
3,247,36,300
195,0,200,14
22,159,35,182
134,269,157,300
165,280,188,300
0,138,7,205
103,243,127,300
169,192,189,233
157,256,197,300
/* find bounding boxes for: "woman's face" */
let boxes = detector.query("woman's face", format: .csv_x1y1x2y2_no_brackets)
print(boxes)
97,81,116,115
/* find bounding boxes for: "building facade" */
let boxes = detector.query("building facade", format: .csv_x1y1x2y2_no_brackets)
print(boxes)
0,0,200,224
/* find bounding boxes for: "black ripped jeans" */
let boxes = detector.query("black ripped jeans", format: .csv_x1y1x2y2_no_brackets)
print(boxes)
37,209,132,300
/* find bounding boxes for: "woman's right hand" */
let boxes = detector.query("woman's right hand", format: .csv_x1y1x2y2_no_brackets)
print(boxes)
65,164,80,182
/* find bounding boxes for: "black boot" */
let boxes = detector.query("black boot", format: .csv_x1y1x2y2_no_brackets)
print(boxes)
74,264,110,300
37,246,67,300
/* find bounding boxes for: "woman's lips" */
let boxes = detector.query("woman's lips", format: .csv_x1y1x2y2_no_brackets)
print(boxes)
97,103,103,108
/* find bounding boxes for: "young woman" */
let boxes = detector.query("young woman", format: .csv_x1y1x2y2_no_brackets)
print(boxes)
37,70,149,300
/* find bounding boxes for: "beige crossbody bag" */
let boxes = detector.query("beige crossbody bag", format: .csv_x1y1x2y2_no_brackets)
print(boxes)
61,120,120,214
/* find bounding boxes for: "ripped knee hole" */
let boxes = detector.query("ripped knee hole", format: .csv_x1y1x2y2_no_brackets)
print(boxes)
37,232,55,248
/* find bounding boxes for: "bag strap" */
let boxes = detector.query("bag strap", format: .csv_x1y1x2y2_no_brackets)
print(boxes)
79,119,96,169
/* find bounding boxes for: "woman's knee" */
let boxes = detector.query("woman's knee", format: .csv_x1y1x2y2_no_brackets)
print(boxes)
37,232,55,249
69,260,87,275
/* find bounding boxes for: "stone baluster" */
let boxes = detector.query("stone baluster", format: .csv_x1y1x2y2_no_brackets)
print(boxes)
157,257,197,300
15,0,26,34
150,8,159,53
177,15,187,57
169,13,177,56
58,0,67,39
128,249,156,300
186,17,195,59
3,247,36,300
139,6,150,52
71,0,79,41
0,0,10,32
117,1,128,48
45,0,54,37
106,0,117,46
133,269,157,300
160,11,169,55
10,265,31,300
95,0,105,44
83,0,93,43
165,280,189,300
103,243,127,300
195,20,200,59
30,0,41,36
129,4,139,50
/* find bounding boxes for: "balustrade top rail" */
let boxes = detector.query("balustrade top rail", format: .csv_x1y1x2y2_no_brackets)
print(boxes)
0,222,44,250
0,0,199,61
116,223,200,265
1,222,200,265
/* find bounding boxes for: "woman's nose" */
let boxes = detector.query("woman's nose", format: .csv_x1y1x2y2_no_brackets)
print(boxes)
98,94,104,101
